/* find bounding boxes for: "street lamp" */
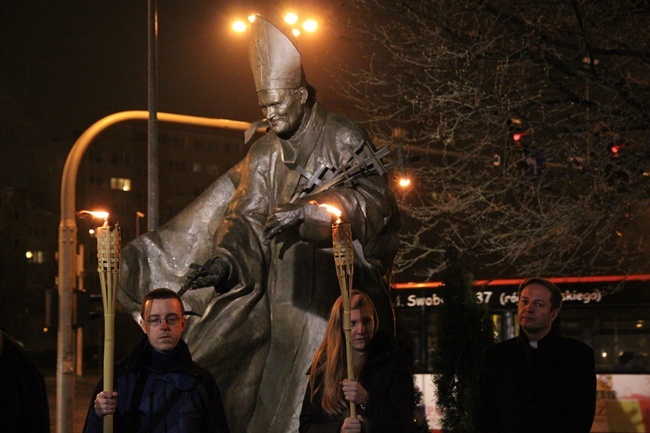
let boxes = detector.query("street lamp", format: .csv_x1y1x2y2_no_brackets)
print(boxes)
396,147,412,189
231,11,319,36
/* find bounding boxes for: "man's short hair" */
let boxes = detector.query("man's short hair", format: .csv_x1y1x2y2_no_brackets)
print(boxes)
518,277,563,311
140,288,184,319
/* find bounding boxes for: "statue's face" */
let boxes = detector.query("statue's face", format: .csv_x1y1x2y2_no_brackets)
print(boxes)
257,88,307,138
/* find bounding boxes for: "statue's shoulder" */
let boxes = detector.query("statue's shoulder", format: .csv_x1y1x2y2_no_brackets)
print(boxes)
325,111,365,135
246,133,280,158
324,114,372,155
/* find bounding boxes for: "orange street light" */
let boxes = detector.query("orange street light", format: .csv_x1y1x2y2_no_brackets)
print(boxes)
303,19,318,33
232,20,248,33
284,12,299,25
398,177,411,188
231,12,318,36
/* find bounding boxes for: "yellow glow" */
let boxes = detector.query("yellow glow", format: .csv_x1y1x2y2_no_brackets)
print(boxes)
89,229,95,236
232,20,248,32
87,211,109,220
317,203,342,218
303,19,318,32
399,178,411,187
284,12,298,25
248,14,256,23
25,251,33,259
292,28,301,37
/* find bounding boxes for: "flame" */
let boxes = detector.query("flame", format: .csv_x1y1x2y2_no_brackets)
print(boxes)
316,202,342,218
78,210,109,221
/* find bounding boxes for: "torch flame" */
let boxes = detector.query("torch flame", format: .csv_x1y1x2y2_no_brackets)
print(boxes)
316,202,342,218
77,210,110,221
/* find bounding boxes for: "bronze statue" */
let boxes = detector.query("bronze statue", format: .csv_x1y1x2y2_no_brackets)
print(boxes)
118,16,400,433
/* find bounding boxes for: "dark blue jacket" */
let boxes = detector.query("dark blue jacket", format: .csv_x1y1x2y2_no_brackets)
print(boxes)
83,336,229,433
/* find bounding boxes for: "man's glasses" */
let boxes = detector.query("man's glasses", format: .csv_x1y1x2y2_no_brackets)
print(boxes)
145,314,182,326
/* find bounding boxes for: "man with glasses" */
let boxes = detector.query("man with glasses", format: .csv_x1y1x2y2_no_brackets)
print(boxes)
477,278,596,433
82,288,230,433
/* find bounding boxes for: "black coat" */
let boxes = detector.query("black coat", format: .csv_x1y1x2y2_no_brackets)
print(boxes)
0,331,50,433
299,331,414,433
478,329,596,433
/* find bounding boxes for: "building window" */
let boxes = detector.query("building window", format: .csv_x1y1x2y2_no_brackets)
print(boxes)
110,178,131,191
26,250,45,264
111,154,130,165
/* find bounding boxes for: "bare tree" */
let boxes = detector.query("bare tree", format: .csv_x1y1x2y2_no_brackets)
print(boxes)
331,0,650,279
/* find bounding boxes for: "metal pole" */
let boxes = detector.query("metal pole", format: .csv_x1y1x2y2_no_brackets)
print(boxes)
75,244,84,377
57,110,253,433
148,0,159,231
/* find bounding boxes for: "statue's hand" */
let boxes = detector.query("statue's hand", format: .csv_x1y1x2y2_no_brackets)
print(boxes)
263,202,305,243
180,257,230,296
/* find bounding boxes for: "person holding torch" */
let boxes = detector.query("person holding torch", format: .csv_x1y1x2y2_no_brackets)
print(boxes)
299,290,414,433
82,288,230,433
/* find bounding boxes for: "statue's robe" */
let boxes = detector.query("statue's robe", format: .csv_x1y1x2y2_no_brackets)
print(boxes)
118,102,401,433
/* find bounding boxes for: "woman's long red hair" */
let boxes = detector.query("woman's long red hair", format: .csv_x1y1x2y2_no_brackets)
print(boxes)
307,290,378,415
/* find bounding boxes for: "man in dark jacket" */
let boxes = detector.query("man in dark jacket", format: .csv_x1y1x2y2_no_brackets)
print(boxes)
477,278,596,433
0,330,50,433
83,288,229,433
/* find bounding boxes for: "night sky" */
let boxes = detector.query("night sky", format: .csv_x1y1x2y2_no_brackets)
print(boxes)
1,1,369,184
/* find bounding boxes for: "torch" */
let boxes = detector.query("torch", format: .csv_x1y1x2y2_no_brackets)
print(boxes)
96,217,121,433
322,203,357,418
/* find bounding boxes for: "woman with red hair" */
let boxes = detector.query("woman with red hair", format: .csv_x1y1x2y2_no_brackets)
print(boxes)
299,290,414,433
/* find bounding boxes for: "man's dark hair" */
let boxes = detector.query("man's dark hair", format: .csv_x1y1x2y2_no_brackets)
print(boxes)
140,288,185,319
518,277,563,311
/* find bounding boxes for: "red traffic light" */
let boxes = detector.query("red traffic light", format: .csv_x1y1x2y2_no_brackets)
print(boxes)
513,131,528,142
608,143,626,158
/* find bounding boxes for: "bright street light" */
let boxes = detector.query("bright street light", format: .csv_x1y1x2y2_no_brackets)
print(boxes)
230,12,318,36
398,177,411,188
303,19,318,33
284,12,298,25
232,20,248,33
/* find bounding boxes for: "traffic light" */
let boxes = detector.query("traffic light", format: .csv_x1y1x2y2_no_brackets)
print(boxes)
512,130,529,146
44,288,58,332
73,289,103,328
608,142,626,158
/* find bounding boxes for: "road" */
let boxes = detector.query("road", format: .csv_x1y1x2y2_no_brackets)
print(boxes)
45,371,101,433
